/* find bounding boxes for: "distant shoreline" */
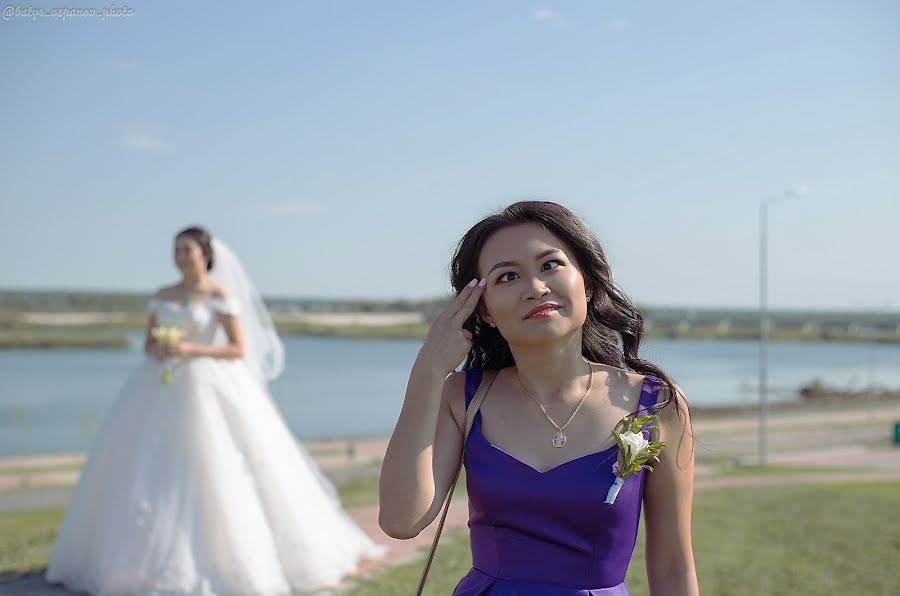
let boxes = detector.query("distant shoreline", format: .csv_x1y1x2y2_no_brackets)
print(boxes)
2,289,898,348
2,316,899,349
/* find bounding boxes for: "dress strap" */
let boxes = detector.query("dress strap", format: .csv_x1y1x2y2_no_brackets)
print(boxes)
636,376,664,440
638,375,664,412
464,368,483,409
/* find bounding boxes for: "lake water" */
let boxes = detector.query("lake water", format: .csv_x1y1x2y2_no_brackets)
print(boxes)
1,336,897,457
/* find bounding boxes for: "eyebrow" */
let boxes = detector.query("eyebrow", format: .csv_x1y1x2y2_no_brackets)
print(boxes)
487,248,564,274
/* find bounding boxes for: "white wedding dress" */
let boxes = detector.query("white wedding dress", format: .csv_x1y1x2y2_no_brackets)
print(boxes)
46,297,385,596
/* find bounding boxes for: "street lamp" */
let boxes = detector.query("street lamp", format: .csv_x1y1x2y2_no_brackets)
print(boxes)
759,185,808,466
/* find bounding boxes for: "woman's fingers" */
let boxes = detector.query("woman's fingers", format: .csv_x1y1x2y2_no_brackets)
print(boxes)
452,278,486,324
445,278,478,320
418,278,486,376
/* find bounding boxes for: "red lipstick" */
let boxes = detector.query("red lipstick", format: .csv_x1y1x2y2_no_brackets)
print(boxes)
524,302,561,320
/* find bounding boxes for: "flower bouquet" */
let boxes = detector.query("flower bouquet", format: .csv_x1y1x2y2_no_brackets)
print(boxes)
150,326,184,383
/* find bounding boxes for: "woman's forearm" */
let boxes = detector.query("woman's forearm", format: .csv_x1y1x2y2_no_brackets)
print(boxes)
378,358,447,538
649,568,700,596
188,343,244,360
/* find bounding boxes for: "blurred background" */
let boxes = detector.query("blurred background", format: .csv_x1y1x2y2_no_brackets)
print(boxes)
1,1,898,594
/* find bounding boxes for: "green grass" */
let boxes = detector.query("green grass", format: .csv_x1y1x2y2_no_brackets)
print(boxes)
0,508,63,575
6,479,897,594
349,528,474,596
0,472,388,575
0,332,130,350
347,481,900,595
713,464,846,477
335,473,383,509
336,469,467,510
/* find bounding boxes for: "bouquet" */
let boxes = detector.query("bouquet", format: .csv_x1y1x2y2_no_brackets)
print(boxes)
150,326,184,383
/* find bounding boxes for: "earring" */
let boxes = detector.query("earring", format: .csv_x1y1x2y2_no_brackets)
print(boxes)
586,294,592,302
489,322,496,328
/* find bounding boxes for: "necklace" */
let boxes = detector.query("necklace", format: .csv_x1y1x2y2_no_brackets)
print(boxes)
515,361,594,448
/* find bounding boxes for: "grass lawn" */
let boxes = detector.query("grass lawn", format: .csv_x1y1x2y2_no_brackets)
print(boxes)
713,464,847,477
4,479,898,594
347,480,900,596
0,474,386,575
0,508,63,576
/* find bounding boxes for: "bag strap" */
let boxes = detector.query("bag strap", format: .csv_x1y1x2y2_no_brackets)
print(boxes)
415,368,498,596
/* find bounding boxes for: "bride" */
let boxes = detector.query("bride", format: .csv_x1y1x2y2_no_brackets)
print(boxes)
46,226,385,595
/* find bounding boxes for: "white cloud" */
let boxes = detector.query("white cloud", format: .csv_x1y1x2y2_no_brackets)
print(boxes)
118,135,173,152
533,8,556,22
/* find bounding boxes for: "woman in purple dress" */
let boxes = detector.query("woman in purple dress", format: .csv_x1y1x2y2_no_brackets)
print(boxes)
380,201,698,595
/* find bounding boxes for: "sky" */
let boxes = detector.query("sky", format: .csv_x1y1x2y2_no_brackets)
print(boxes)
1,1,898,311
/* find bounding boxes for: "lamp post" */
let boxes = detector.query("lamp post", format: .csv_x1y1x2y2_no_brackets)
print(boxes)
759,185,808,466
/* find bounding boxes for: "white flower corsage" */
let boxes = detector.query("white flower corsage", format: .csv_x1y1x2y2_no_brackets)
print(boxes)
605,414,665,505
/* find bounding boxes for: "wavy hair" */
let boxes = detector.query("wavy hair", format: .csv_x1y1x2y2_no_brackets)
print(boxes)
450,200,687,417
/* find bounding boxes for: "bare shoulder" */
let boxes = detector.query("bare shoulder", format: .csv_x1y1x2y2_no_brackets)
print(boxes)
209,284,229,300
153,285,179,300
654,379,688,415
653,380,693,455
590,361,645,390
626,370,648,390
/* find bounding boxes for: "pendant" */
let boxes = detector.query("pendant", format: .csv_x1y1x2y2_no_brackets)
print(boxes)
552,431,567,448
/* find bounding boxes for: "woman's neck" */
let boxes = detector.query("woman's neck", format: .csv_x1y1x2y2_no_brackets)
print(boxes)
179,272,209,291
508,331,591,404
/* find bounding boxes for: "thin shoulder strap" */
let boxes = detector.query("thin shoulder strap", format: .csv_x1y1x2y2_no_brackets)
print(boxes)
464,367,483,408
635,375,661,411
637,375,664,440
415,368,498,596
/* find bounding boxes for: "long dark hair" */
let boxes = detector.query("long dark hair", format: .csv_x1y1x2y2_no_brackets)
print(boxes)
175,226,214,272
450,200,685,416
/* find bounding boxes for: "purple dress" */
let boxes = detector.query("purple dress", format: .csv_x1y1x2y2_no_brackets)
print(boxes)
452,368,663,595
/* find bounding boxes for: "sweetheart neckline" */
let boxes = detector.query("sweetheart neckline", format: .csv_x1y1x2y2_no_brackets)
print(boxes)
468,375,651,475
152,298,222,309
476,430,619,475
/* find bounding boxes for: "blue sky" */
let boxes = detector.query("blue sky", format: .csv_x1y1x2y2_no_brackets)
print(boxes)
2,1,898,310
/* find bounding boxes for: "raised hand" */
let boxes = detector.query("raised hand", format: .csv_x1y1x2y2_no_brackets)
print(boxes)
417,278,487,378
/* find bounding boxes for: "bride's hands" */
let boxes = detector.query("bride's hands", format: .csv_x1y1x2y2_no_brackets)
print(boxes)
164,342,196,359
147,343,167,362
416,278,487,378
